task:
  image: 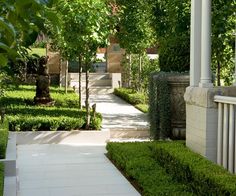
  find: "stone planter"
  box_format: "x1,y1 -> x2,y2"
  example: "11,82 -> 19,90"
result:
167,75 -> 189,139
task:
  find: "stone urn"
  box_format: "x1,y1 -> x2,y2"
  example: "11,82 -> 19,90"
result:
34,56 -> 54,105
167,74 -> 189,139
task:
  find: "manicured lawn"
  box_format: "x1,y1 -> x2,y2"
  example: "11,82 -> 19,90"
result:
114,88 -> 148,113
0,85 -> 102,131
28,48 -> 46,56
107,142 -> 236,195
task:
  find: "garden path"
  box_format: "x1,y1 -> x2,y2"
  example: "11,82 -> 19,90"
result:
17,144 -> 140,196
85,94 -> 150,138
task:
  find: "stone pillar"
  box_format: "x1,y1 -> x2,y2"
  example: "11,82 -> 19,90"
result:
234,34 -> 236,86
199,0 -> 213,88
190,0 -> 202,87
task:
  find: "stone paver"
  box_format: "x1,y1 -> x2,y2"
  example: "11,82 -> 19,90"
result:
86,94 -> 149,131
17,144 -> 140,196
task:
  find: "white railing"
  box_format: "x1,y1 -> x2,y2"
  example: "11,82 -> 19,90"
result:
214,95 -> 236,173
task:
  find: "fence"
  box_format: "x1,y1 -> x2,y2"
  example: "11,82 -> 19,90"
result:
214,95 -> 236,173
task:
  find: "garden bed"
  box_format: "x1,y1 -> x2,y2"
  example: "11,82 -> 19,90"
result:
113,88 -> 148,113
107,142 -> 236,195
0,85 -> 102,131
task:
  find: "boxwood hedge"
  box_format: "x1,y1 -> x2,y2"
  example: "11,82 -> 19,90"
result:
150,142 -> 236,195
107,142 -> 236,195
0,85 -> 102,131
106,142 -> 193,196
0,121 -> 8,159
0,163 -> 3,196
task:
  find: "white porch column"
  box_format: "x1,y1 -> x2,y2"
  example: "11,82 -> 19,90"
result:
234,33 -> 236,86
199,0 -> 213,88
190,0 -> 202,86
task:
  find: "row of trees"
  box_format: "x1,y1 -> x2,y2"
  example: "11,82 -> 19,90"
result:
48,0 -> 112,128
113,0 -> 235,87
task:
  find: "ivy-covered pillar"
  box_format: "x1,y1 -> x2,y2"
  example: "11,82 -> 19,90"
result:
190,0 -> 202,87
199,0 -> 213,88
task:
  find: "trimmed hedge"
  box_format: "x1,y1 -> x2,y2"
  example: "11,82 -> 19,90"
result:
150,142 -> 236,195
114,88 -> 148,113
0,121 -> 8,159
0,85 -> 102,131
106,142 -> 192,196
0,163 -> 3,196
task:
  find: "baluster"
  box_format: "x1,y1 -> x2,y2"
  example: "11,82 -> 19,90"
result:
217,103 -> 223,165
223,104 -> 229,169
228,104 -> 235,173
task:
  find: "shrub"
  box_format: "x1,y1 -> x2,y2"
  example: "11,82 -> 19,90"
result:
114,88 -> 148,113
148,72 -> 171,139
0,85 -> 102,131
151,142 -> 236,195
106,142 -> 192,196
0,163 -> 3,196
159,36 -> 190,72
0,121 -> 9,159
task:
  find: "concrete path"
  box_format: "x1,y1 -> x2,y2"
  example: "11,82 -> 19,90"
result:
17,144 -> 140,196
87,94 -> 150,138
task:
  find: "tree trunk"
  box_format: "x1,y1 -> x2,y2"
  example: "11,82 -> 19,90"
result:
128,54 -> 132,88
138,54 -> 142,91
217,60 -> 221,86
65,60 -> 68,94
85,64 -> 90,129
78,55 -> 82,109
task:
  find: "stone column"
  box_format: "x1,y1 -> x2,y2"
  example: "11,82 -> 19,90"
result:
234,34 -> 236,86
190,0 -> 202,87
199,0 -> 213,88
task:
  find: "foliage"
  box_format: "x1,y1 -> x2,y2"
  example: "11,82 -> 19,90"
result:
0,163 -> 3,196
28,48 -> 47,57
106,142 -> 192,195
31,41 -> 47,48
0,0 -> 58,66
151,142 -> 236,195
0,85 -> 102,131
211,0 -> 235,86
121,54 -> 159,91
114,88 -> 148,113
0,121 -> 9,159
151,0 -> 191,72
135,104 -> 148,114
159,36 -> 190,72
148,72 -> 171,139
114,0 -> 155,55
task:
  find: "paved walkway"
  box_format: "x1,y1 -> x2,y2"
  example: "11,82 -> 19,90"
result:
16,94 -> 148,196
88,94 -> 149,131
17,144 -> 140,196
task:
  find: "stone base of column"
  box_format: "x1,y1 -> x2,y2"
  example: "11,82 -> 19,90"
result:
184,86 -> 236,163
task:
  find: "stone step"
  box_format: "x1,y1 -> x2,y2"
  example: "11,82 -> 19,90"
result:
68,73 -> 110,81
82,86 -> 114,95
70,79 -> 112,88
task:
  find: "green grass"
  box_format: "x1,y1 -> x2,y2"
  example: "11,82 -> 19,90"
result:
0,121 -> 8,159
114,88 -> 148,113
0,163 -> 3,196
0,85 -> 102,131
107,142 -> 236,195
28,48 -> 46,56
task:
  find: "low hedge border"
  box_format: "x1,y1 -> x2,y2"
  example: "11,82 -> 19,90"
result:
113,88 -> 148,113
0,85 -> 102,131
150,142 -> 236,195
106,142 -> 192,196
0,163 -> 3,196
0,121 -> 9,159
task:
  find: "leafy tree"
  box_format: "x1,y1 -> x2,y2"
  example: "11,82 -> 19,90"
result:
151,0 -> 191,72
211,0 -> 235,86
0,0 -> 58,66
50,0 -> 111,128
114,0 -> 155,90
